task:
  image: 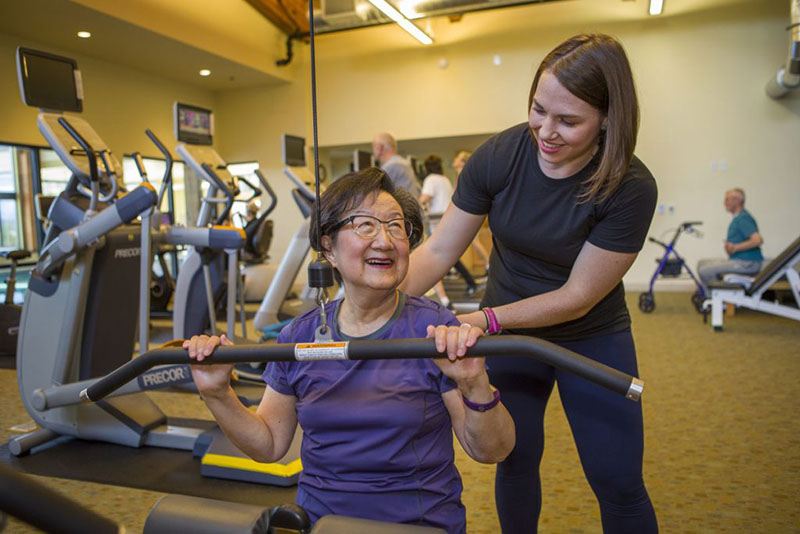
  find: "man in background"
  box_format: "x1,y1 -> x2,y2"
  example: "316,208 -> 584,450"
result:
372,132 -> 420,197
698,188 -> 764,290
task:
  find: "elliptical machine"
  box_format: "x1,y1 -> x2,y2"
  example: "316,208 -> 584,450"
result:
129,127 -> 244,352
236,171 -> 278,265
12,47 -> 161,454
236,171 -> 279,303
9,50 -> 300,486
171,102 -> 250,341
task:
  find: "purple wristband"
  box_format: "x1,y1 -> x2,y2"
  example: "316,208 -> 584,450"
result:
462,389 -> 501,412
483,307 -> 502,335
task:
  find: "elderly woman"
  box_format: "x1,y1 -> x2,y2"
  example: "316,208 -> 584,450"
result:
184,168 -> 515,533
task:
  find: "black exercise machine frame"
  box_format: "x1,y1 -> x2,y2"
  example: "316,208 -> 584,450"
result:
82,335 -> 644,403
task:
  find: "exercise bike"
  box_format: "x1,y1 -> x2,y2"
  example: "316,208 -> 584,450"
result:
639,221 -> 706,313
0,249 -> 31,357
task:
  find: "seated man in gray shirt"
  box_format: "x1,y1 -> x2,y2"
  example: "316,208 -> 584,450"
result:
372,132 -> 421,197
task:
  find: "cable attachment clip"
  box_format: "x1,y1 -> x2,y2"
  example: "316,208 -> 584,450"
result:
313,287 -> 332,342
308,252 -> 335,342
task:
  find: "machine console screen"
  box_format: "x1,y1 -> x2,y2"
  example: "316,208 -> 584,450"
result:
17,47 -> 83,112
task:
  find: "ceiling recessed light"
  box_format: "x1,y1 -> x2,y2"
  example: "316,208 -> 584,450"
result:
649,0 -> 664,15
77,31 -> 91,39
199,69 -> 211,77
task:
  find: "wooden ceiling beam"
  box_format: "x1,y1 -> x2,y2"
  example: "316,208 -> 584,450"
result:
244,0 -> 309,35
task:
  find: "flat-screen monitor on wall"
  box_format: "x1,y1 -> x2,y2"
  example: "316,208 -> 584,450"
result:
16,47 -> 83,112
174,102 -> 214,145
353,149 -> 373,171
282,134 -> 306,167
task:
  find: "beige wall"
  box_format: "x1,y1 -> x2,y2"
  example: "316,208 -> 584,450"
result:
0,32 -> 215,157
215,74 -> 309,271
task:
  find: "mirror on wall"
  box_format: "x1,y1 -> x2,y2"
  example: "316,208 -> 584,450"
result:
319,132 -> 495,184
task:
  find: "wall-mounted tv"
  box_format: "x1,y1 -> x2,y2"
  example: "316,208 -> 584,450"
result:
282,134 -> 306,167
174,102 -> 214,145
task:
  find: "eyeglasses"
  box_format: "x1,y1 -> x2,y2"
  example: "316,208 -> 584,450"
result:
332,215 -> 414,240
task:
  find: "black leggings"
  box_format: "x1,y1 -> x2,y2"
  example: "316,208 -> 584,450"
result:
488,329 -> 658,533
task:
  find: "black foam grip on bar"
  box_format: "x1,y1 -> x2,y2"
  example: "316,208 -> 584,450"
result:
345,336 -> 635,397
84,336 -> 638,402
116,184 -> 158,222
144,495 -> 271,534
0,463 -> 120,533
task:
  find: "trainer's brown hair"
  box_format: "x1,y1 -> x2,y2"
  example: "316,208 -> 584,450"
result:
528,33 -> 639,203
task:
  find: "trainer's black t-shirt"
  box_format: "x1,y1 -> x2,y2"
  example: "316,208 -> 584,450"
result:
453,123 -> 657,342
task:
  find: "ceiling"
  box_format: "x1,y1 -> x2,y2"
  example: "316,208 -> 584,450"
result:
0,0 -> 290,90
0,0 -> 766,92
245,0 -> 568,35
240,0 -> 760,36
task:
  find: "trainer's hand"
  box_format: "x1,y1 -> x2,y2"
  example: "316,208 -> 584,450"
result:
183,334 -> 235,398
426,323 -> 487,386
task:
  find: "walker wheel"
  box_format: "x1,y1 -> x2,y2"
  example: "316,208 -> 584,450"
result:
638,292 -> 655,313
691,291 -> 705,314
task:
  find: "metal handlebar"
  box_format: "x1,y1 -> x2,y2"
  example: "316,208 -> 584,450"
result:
144,129 -> 173,210
81,336 -> 644,403
236,175 -> 262,202
201,163 -> 236,225
57,117 -> 104,211
57,117 -> 98,183
254,169 -> 278,219
96,151 -> 119,204
132,152 -> 148,183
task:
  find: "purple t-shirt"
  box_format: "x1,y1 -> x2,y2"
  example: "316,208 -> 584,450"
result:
265,293 -> 466,533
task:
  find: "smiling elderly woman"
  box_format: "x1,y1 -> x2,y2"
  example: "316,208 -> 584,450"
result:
184,167 -> 515,533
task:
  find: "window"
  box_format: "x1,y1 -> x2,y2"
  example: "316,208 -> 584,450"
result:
0,146 -> 26,252
39,148 -> 72,197
121,156 -> 187,226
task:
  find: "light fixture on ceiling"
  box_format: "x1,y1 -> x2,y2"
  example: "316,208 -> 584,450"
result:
199,69 -> 211,77
649,0 -> 664,16
77,31 -> 91,38
366,0 -> 433,45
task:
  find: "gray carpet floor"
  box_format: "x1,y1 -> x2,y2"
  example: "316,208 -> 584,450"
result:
1,292 -> 798,533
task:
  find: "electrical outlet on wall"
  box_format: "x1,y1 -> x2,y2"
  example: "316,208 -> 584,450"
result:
656,203 -> 675,215
710,160 -> 728,172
